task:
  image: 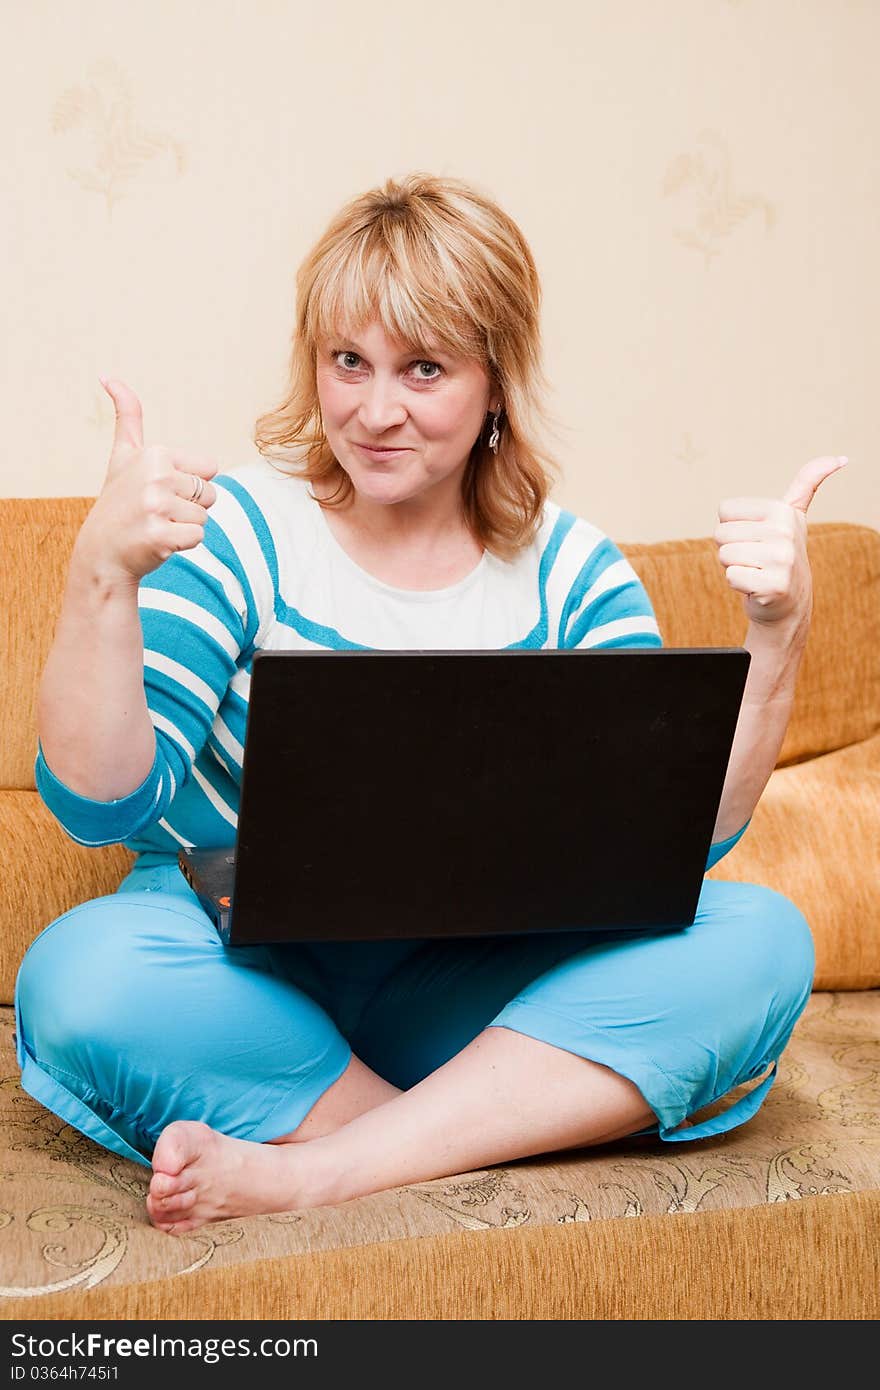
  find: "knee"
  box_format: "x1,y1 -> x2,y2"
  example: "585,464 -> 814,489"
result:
721,882 -> 816,1007
16,900 -> 139,1063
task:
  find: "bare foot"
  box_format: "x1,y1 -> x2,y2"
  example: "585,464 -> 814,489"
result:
146,1119 -> 321,1234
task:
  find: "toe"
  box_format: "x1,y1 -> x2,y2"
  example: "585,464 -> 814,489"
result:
164,1217 -> 200,1235
146,1191 -> 169,1221
146,1201 -> 177,1233
147,1184 -> 195,1218
150,1169 -> 195,1199
151,1119 -> 209,1179
161,1188 -> 197,1215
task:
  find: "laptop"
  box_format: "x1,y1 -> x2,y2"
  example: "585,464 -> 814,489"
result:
177,647 -> 750,946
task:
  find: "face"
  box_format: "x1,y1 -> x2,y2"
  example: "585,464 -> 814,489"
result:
315,318 -> 500,510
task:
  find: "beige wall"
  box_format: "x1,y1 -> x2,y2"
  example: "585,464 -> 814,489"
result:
5,0 -> 876,542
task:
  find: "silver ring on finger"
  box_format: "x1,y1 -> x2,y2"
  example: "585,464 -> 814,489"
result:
188,474 -> 205,504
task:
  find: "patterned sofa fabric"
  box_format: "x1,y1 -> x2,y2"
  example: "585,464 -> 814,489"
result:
2,991 -> 878,1319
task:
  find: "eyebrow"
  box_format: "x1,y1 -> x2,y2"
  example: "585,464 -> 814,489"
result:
335,337 -> 447,360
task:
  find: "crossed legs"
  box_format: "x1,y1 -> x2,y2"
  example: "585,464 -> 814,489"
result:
15,880 -> 812,1237
146,1025 -> 654,1233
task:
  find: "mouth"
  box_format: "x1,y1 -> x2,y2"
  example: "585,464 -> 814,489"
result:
354,443 -> 412,458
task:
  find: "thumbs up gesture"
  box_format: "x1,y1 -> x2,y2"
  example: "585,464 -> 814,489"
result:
713,455 -> 849,628
73,378 -> 220,588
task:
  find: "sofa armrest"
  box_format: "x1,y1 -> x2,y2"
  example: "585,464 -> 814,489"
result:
706,732 -> 880,990
0,789 -> 134,1005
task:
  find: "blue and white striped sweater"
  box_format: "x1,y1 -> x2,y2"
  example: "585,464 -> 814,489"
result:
35,458 -> 748,870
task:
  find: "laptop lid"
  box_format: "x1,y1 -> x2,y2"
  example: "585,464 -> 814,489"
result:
178,647 -> 750,945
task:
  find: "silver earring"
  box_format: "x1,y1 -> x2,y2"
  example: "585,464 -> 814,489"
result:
488,408 -> 502,453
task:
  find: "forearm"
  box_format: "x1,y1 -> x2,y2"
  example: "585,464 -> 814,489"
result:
711,613 -> 809,843
37,545 -> 157,800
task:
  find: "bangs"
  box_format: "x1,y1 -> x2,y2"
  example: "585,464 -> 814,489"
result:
305,220 -> 485,364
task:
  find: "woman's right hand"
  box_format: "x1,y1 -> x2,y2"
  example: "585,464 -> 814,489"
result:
73,378 -> 220,587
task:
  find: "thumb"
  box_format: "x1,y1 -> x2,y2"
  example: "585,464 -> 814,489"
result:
781,454 -> 848,513
100,376 -> 144,454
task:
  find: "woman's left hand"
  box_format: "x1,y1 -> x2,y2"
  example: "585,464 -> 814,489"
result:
713,454 -> 848,629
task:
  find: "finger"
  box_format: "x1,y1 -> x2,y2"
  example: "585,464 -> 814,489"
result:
781,455 -> 848,512
158,522 -> 205,553
717,497 -> 783,523
100,377 -> 145,453
170,467 -> 218,511
724,565 -> 774,596
717,542 -> 769,569
170,497 -> 214,528
714,518 -> 776,543
169,451 -> 219,481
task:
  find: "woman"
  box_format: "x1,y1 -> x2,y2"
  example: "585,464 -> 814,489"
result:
16,173 -> 836,1236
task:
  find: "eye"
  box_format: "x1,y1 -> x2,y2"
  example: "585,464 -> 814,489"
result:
412,360 -> 442,380
330,350 -> 443,381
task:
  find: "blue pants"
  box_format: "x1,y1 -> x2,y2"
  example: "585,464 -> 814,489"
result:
13,859 -> 815,1170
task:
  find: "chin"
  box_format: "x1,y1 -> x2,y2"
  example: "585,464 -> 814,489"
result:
352,466 -> 419,497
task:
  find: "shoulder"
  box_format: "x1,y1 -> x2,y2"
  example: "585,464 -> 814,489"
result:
541,498 -> 608,544
532,497 -> 628,576
213,457 -> 313,521
207,458 -> 316,555
530,499 -> 660,645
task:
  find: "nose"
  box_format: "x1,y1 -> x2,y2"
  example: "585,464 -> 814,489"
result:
356,374 -> 409,434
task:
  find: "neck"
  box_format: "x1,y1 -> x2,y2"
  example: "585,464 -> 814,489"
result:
315,472 -> 471,550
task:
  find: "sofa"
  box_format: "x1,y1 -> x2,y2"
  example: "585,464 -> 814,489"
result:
1,496 -> 878,1321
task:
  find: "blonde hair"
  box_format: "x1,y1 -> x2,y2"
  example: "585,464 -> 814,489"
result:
253,172 -> 563,561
